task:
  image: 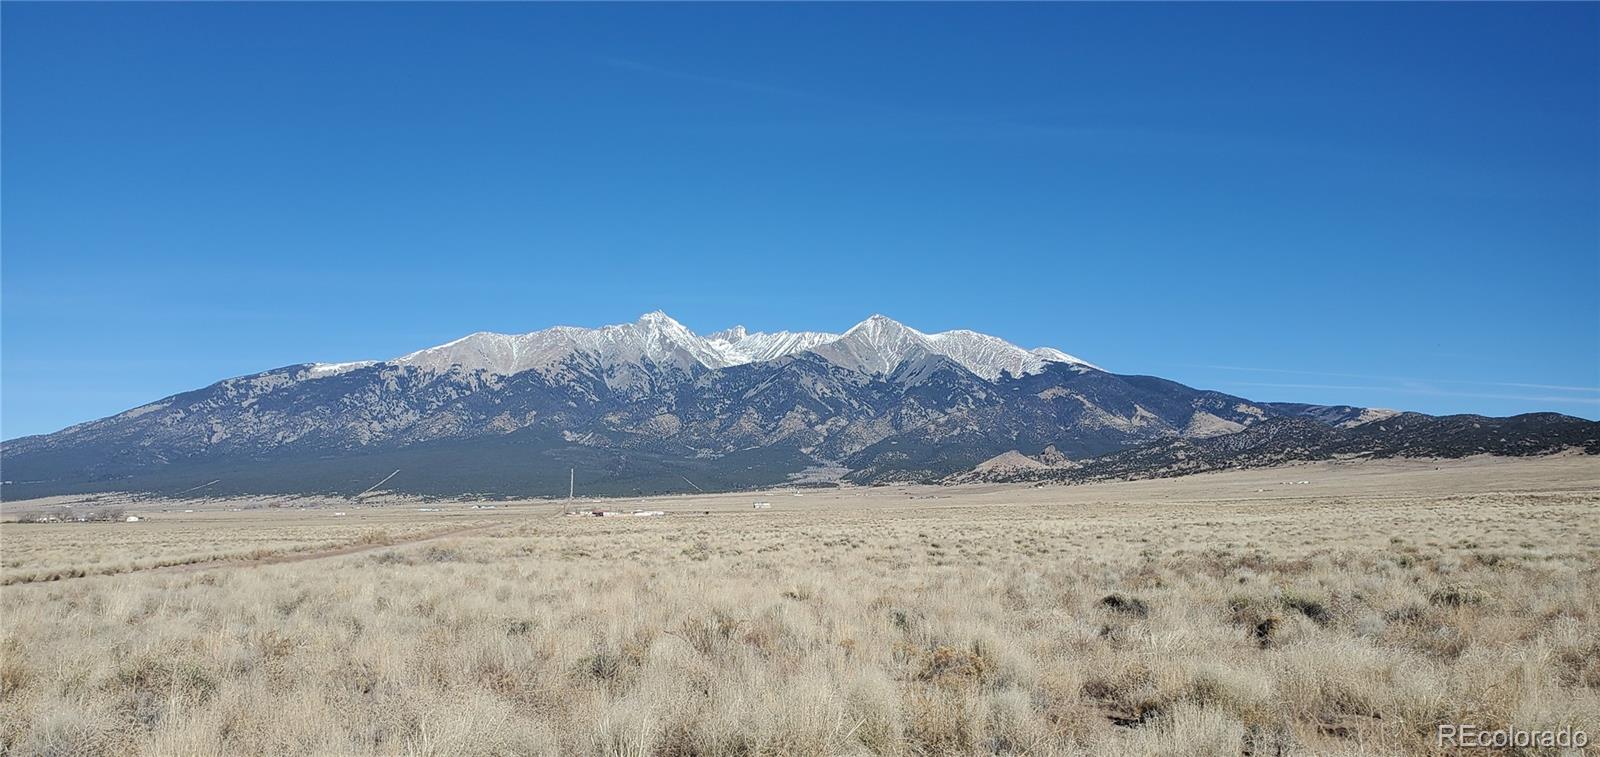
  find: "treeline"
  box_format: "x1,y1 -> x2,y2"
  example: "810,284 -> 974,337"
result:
14,507 -> 126,523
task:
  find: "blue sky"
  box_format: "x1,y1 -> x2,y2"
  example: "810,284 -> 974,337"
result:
3,3 -> 1597,439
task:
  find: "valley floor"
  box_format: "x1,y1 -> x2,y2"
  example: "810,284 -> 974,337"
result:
1,455 -> 1597,755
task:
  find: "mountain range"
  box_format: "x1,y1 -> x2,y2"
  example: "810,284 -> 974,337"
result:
3,312 -> 1594,499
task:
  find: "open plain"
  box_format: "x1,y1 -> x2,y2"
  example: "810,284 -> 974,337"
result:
1,455 -> 1597,756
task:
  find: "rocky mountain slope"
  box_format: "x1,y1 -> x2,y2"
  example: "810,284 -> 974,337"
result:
951,412 -> 1600,485
3,312 -> 1593,499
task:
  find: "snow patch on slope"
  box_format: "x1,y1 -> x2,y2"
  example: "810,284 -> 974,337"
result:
307,361 -> 378,378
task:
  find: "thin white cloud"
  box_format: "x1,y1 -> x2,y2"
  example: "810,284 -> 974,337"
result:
593,55 -> 824,102
1193,364 -> 1599,394
1227,381 -> 1600,406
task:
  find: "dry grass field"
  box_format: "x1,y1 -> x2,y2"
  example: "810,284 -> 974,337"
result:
0,510 -> 493,586
1,456 -> 1596,756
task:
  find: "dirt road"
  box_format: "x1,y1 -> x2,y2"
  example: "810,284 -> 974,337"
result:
8,522 -> 501,585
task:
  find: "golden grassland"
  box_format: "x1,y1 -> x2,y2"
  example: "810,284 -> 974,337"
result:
0,456 -> 1596,756
0,510 -> 493,585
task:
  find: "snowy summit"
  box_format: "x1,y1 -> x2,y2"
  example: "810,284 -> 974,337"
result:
343,311 -> 1097,381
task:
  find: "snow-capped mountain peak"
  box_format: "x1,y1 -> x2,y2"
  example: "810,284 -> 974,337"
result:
393,331 -> 542,375
846,313 -> 919,338
610,310 -> 727,369
707,326 -> 840,365
921,330 -> 1097,380
813,315 -> 933,375
707,325 -> 748,343
391,312 -> 719,378
1030,347 -> 1099,372
384,311 -> 1096,383
812,316 -> 1095,380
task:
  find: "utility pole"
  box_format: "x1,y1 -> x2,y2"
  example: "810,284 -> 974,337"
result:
569,468 -> 574,501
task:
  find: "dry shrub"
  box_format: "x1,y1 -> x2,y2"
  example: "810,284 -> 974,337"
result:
356,529 -> 392,546
1429,583 -> 1488,607
1100,593 -> 1149,618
